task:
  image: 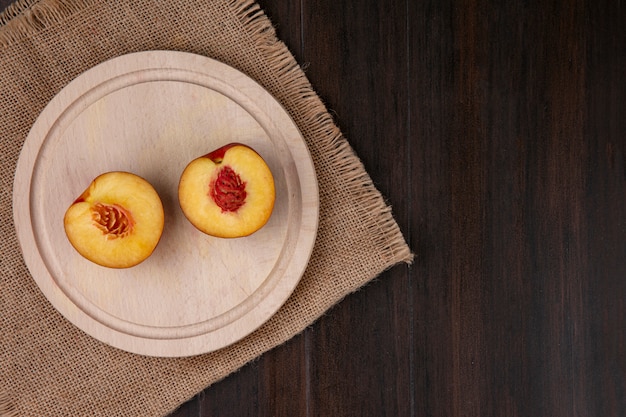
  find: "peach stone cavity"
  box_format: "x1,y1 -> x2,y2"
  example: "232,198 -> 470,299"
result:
178,143 -> 276,238
92,202 -> 135,239
63,171 -> 164,268
211,165 -> 247,212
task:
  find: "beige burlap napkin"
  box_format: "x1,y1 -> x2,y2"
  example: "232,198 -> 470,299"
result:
0,0 -> 413,415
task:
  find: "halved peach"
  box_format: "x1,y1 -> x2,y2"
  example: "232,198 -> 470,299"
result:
178,143 -> 275,238
63,171 -> 165,268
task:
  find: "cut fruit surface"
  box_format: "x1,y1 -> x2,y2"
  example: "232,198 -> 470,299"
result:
178,143 -> 276,238
63,171 -> 165,268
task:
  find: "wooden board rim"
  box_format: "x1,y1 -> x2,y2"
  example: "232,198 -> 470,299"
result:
12,51 -> 319,357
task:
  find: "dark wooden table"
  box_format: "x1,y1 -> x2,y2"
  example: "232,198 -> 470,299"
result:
2,0 -> 624,416
178,1 -> 626,415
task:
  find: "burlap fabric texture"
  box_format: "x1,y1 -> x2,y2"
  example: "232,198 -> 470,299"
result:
0,0 -> 413,415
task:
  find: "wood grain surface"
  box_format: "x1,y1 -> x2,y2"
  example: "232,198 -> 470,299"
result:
2,0 -> 624,416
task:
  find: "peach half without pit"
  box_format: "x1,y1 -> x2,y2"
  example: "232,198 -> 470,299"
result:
178,143 -> 276,238
63,171 -> 165,268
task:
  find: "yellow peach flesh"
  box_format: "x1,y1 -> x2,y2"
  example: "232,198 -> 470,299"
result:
63,172 -> 164,268
178,145 -> 275,238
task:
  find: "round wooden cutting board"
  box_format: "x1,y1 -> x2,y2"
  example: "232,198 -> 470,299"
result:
12,51 -> 319,357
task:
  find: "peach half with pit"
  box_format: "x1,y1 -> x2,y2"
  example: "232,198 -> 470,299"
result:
63,171 -> 165,268
178,143 -> 276,238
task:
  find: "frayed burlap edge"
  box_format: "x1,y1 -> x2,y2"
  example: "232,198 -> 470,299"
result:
0,0 -> 98,45
229,0 -> 414,264
0,0 -> 35,24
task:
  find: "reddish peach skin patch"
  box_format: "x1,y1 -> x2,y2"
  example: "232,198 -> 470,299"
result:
63,171 -> 165,268
178,143 -> 276,238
